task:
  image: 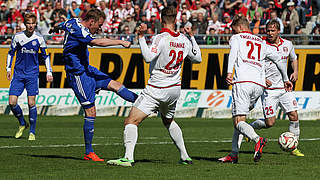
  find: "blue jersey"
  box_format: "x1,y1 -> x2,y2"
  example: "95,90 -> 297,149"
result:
6,31 -> 51,77
59,18 -> 95,74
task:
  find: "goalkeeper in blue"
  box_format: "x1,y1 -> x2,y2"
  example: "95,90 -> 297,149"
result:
6,13 -> 53,141
50,9 -> 138,161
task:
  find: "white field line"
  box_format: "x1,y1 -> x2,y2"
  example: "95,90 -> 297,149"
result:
0,138 -> 320,149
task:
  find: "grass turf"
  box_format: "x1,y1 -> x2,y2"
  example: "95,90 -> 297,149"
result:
0,115 -> 319,179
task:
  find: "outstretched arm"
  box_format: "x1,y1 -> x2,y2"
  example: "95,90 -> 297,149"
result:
226,36 -> 238,85
89,38 -> 131,48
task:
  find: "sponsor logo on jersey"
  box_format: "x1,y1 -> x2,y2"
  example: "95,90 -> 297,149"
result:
32,41 -> 37,46
183,92 -> 201,107
207,91 -> 225,107
21,47 -> 37,54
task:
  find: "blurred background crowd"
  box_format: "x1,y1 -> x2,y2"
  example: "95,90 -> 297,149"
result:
0,0 -> 320,45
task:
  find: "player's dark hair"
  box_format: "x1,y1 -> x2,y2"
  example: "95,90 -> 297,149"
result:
24,13 -> 37,24
231,14 -> 249,28
266,19 -> 280,30
83,9 -> 106,22
161,6 -> 177,24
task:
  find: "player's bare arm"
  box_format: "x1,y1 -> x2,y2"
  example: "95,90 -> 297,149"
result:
226,73 -> 233,85
266,78 -> 272,87
89,38 -> 131,48
290,59 -> 298,82
6,71 -> 11,81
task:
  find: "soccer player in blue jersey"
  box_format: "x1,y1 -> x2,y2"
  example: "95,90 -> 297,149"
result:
6,13 -> 53,141
50,9 -> 138,161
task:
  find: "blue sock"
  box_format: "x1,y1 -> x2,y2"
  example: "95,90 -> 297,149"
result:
10,104 -> 26,126
84,117 -> 95,154
117,86 -> 138,103
29,106 -> 37,134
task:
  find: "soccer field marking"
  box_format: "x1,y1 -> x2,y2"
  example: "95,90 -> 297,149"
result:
1,138 -> 320,149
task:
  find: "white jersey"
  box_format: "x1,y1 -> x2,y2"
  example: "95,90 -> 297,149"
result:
227,32 -> 278,87
138,28 -> 202,88
264,38 -> 297,89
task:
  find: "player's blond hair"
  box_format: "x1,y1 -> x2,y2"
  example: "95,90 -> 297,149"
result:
266,19 -> 280,31
83,9 -> 106,22
24,13 -> 37,24
231,14 -> 249,28
161,6 -> 177,24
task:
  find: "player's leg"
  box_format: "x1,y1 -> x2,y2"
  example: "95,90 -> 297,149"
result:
107,80 -> 138,103
107,87 -> 156,166
27,96 -> 36,140
25,75 -> 40,140
107,107 -> 148,167
68,72 -> 103,161
92,66 -> 138,102
161,115 -> 192,164
9,76 -> 28,138
280,92 -> 303,156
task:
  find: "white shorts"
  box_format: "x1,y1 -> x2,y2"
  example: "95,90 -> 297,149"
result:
261,89 -> 298,118
232,82 -> 264,116
133,85 -> 181,119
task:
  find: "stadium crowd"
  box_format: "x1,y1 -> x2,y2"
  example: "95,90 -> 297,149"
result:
0,0 -> 319,45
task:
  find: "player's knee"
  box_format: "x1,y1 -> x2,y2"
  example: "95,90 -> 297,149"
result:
9,101 -> 17,107
28,102 -> 36,107
288,111 -> 298,121
265,119 -> 275,128
124,117 -> 140,126
84,106 -> 96,117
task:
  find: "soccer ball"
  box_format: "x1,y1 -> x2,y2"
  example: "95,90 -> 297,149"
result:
278,132 -> 298,152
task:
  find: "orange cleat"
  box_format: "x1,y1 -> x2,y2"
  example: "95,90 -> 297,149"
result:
83,152 -> 104,161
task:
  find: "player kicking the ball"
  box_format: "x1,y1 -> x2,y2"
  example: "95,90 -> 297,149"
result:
238,20 -> 304,157
50,9 -> 137,161
218,15 -> 292,163
107,6 -> 202,167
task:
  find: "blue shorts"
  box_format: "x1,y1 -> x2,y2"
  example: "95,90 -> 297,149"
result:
9,75 -> 39,96
67,66 -> 112,109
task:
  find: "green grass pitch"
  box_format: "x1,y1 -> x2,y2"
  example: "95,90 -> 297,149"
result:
0,115 -> 319,179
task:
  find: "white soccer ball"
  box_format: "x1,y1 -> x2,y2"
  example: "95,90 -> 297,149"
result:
278,132 -> 298,152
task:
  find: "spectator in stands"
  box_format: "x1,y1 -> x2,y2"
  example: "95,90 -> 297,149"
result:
224,0 -> 242,17
296,0 -> 311,27
211,13 -> 221,29
98,1 -> 109,17
192,0 -> 206,17
206,0 -> 221,21
177,3 -> 191,22
250,11 -> 266,34
8,7 -> 23,24
246,0 -> 263,22
294,25 -> 308,45
145,0 -> 163,21
150,12 -> 161,33
15,25 -> 22,33
177,12 -> 190,30
137,13 -> 151,28
266,10 -> 283,33
0,19 -> 8,35
111,13 -> 122,34
1,26 -> 13,44
50,1 -> 67,23
263,0 -> 275,20
206,25 -> 218,45
281,2 -> 300,34
44,2 -> 54,20
79,2 -> 91,20
0,3 -> 9,22
25,2 -> 40,22
310,23 -> 320,45
190,12 -> 198,27
67,1 -> 80,19
220,26 -> 231,44
195,12 -> 207,34
122,1 -> 134,19
120,25 -> 134,43
120,14 -> 136,33
221,12 -> 232,30
133,4 -> 142,22
38,13 -> 50,38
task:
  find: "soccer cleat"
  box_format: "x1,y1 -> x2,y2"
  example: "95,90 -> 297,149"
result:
179,157 -> 193,165
28,133 -> 36,141
291,148 -> 304,157
15,123 -> 29,139
253,137 -> 268,162
106,158 -> 134,167
83,152 -> 104,161
218,154 -> 238,163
